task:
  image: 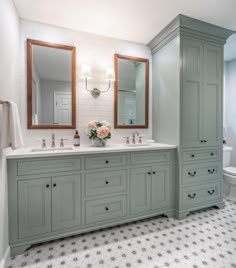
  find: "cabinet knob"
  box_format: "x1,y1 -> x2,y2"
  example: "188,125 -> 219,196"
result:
105,181 -> 109,185
152,171 -> 156,175
210,153 -> 214,156
188,193 -> 196,199
200,140 -> 204,143
204,140 -> 207,143
53,183 -> 57,187
46,184 -> 50,188
148,172 -> 152,175
105,160 -> 109,164
105,207 -> 109,211
191,154 -> 195,158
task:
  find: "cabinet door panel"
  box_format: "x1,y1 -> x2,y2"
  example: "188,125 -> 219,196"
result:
130,167 -> 151,214
18,178 -> 51,238
52,175 -> 81,231
203,44 -> 222,146
182,39 -> 203,148
152,165 -> 171,210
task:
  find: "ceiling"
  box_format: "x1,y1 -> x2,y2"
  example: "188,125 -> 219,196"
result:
14,0 -> 236,60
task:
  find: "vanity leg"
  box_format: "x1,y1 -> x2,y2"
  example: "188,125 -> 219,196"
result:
10,244 -> 31,257
215,201 -> 225,210
176,211 -> 189,220
163,210 -> 175,218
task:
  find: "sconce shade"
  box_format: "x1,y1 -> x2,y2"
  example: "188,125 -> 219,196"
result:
81,64 -> 91,79
106,67 -> 115,81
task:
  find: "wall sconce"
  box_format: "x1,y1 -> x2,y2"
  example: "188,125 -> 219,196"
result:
81,64 -> 115,98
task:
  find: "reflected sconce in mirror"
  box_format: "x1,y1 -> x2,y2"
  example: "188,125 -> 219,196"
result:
81,64 -> 115,98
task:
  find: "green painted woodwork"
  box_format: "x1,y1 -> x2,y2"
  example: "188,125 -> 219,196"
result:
18,177 -> 51,238
17,157 -> 81,176
182,162 -> 221,185
85,153 -> 127,170
149,15 -> 234,219
130,165 -> 171,215
181,180 -> 221,208
8,149 -> 175,257
52,175 -> 81,231
85,195 -> 127,224
85,170 -> 127,197
182,149 -> 221,162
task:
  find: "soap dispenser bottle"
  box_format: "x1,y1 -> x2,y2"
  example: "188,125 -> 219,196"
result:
74,130 -> 80,147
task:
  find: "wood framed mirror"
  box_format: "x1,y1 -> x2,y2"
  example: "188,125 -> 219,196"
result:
114,54 -> 149,128
27,39 -> 76,129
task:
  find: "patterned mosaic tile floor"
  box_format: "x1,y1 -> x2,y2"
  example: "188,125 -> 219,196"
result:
7,199 -> 236,268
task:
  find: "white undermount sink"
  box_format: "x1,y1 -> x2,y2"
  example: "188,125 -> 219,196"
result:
31,146 -> 74,152
124,143 -> 149,147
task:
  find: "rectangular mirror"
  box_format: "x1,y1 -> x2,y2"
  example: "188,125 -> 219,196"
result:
27,39 -> 76,129
114,54 -> 149,128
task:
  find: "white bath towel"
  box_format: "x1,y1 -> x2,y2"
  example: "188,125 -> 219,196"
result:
0,101 -> 24,149
32,113 -> 39,125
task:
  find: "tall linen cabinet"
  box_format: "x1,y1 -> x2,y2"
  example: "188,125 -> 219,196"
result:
148,15 -> 234,219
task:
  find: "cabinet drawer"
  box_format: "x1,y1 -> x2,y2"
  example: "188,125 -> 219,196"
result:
181,181 -> 221,208
182,162 -> 222,185
130,151 -> 171,165
18,157 -> 81,176
85,195 -> 127,224
85,154 -> 127,170
182,149 -> 221,162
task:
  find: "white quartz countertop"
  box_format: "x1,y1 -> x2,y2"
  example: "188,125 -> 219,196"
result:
6,143 -> 177,159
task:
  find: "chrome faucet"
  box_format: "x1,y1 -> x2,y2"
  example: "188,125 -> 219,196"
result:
132,131 -> 139,144
51,133 -> 56,148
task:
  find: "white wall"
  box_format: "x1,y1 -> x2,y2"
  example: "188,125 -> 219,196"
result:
0,0 -> 20,265
224,59 -> 236,165
19,19 -> 152,147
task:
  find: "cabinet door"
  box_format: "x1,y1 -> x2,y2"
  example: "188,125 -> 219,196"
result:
151,165 -> 171,210
203,44 -> 222,147
18,178 -> 51,238
130,167 -> 151,214
52,174 -> 81,231
182,39 -> 204,148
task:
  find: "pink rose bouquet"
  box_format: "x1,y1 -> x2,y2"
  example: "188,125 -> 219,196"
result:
87,120 -> 111,146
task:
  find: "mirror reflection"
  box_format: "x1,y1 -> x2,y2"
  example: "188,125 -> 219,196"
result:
114,54 -> 149,128
27,39 -> 76,129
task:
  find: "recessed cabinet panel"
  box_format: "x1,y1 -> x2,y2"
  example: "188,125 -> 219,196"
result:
18,178 -> 51,238
152,166 -> 171,210
203,44 -> 222,147
52,175 -> 81,231
182,81 -> 202,147
130,167 -> 151,214
85,170 -> 127,197
130,151 -> 170,165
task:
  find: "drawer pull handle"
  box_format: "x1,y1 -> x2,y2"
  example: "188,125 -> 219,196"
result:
53,183 -> 57,187
188,193 -> 196,199
188,171 -> 196,177
105,181 -> 109,185
46,184 -> 50,188
210,153 -> 214,156
208,169 -> 215,174
148,172 -> 152,175
208,189 -> 215,195
105,160 -> 109,164
105,207 -> 109,211
191,154 -> 195,158
153,171 -> 156,175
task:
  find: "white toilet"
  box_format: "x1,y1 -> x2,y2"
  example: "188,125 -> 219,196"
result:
223,145 -> 236,201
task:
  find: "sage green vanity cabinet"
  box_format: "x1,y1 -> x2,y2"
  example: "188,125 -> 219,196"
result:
18,174 -> 81,238
18,177 -> 52,239
7,148 -> 175,256
182,39 -> 222,148
149,14 -> 234,219
130,165 -> 171,215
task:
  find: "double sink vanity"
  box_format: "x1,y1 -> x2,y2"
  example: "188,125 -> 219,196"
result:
7,143 -> 176,256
